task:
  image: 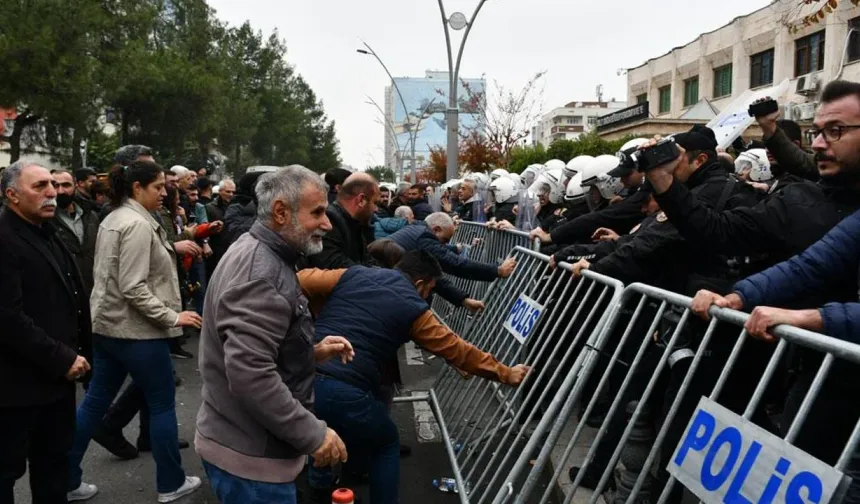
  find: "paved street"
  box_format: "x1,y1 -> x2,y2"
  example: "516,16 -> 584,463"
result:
13,335 -> 452,504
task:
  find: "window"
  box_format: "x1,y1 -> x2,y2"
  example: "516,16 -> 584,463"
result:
572,116 -> 583,125
750,49 -> 775,88
565,118 -> 574,125
795,31 -> 825,76
588,115 -> 598,126
658,86 -> 671,113
849,17 -> 860,63
683,77 -> 699,107
713,64 -> 732,98
636,93 -> 648,104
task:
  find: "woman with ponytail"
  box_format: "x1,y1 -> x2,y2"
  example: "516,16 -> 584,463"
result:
66,161 -> 202,503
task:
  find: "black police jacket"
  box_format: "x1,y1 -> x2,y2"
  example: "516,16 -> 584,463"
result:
305,202 -> 375,270
590,160 -> 759,292
655,176 -> 860,306
548,190 -> 649,246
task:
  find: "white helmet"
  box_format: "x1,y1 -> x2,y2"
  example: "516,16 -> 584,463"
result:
565,173 -> 585,203
490,168 -> 509,181
489,177 -> 518,204
581,155 -> 624,200
619,138 -> 650,152
735,149 -> 773,182
521,164 -> 545,187
441,179 -> 462,192
465,171 -> 490,189
564,155 -> 594,179
545,159 -> 566,172
528,168 -> 565,204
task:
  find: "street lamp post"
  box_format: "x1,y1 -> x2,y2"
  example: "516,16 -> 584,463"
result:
365,95 -> 405,180
436,0 -> 489,182
357,43 -> 418,183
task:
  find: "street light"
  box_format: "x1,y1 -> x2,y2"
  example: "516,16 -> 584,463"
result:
356,43 -> 418,183
437,0 -> 489,182
365,95 -> 405,181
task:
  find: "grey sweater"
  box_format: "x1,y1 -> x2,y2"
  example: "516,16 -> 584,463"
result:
195,221 -> 326,483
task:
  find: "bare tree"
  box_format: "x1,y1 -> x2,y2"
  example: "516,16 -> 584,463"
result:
460,71 -> 546,170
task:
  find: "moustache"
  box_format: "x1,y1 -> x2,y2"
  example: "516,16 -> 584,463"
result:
814,152 -> 838,163
41,198 -> 58,208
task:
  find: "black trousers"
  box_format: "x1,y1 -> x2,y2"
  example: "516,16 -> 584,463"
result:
0,394 -> 76,504
102,383 -> 149,440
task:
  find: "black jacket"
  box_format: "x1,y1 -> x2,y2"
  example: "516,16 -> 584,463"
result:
549,190 -> 650,246
409,199 -> 434,221
493,201 -> 518,225
305,202 -> 375,270
655,176 -> 860,304
223,197 -> 257,247
553,214 -> 661,264
52,204 -> 100,296
591,160 -> 759,292
455,200 -> 478,221
0,210 -> 91,407
205,197 -> 232,273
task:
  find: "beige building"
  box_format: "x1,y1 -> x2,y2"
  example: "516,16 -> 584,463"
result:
601,0 -> 860,140
531,100 -> 627,147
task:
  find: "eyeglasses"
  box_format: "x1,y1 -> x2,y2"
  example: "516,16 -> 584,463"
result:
807,124 -> 860,143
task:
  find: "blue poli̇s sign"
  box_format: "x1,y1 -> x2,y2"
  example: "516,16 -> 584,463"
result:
668,398 -> 849,504
503,294 -> 543,345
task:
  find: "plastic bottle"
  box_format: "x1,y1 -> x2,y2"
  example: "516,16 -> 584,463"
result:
331,488 -> 354,504
432,477 -> 459,494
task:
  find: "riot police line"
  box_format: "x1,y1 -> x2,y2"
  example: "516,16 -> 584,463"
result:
412,244 -> 860,504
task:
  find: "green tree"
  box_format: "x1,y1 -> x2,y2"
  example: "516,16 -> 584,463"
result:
507,143 -> 547,174
365,165 -> 396,183
546,139 -> 577,162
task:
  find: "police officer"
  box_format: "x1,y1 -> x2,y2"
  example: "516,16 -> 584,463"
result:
644,80 -> 860,504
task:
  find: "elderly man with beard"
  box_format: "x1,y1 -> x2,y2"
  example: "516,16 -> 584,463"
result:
195,165 -> 351,504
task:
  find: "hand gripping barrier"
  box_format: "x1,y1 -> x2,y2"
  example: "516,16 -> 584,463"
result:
408,246 -> 625,503
431,221 -> 541,336
490,281 -> 860,504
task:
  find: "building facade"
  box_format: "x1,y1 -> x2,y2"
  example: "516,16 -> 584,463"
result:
383,70 -> 486,177
606,0 -> 860,140
531,100 -> 628,147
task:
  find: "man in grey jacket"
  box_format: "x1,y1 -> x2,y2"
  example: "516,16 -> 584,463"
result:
196,165 -> 352,504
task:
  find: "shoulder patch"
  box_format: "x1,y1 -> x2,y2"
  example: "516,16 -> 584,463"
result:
655,211 -> 668,223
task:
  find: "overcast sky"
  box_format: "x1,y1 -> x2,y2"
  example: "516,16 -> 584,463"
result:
207,0 -> 772,169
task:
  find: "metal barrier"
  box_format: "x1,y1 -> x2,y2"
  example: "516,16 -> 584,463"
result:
431,222 -> 541,336
489,281 -> 860,504
411,246 -> 625,503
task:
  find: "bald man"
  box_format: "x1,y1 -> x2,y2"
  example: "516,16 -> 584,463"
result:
305,173 -> 380,270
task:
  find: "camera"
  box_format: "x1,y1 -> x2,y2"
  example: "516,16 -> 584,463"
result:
748,98 -> 778,118
616,138 -> 681,172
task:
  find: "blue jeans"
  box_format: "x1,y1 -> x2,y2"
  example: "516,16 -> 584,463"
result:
202,460 -> 297,504
309,376 -> 400,504
68,335 -> 186,493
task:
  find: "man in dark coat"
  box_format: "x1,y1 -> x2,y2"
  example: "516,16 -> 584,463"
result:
223,171 -> 266,247
0,160 -> 94,502
305,173 -> 380,269
454,180 -> 481,221
406,184 -> 434,221
51,169 -> 100,295
205,178 -> 235,278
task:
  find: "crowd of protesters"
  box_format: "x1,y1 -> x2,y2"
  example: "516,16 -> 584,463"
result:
3,79 -> 860,504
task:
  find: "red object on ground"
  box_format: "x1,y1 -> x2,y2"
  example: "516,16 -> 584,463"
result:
331,488 -> 354,504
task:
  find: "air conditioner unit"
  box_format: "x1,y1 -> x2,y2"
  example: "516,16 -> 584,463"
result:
786,102 -> 817,122
783,102 -> 797,121
796,74 -> 821,97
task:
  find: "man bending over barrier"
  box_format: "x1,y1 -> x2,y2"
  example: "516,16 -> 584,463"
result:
298,250 -> 530,504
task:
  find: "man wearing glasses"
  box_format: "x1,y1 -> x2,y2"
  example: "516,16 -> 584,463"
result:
632,79 -> 860,504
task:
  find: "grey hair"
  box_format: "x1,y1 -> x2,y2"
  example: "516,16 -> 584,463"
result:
425,212 -> 454,230
114,144 -> 153,165
2,159 -> 45,194
394,206 -> 413,219
256,165 -> 329,224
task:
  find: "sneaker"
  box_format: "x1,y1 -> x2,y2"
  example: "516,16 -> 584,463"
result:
170,347 -> 194,359
157,476 -> 202,503
67,482 -> 99,501
138,437 -> 190,452
92,427 -> 139,460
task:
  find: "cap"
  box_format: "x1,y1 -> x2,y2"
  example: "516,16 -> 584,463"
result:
673,125 -> 718,152
607,154 -> 636,178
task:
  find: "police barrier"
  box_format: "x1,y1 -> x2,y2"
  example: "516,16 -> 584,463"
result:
431,222 -> 541,336
488,281 -> 860,504
414,245 -> 625,504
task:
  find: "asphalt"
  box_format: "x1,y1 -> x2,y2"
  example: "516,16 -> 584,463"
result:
12,335 -> 452,504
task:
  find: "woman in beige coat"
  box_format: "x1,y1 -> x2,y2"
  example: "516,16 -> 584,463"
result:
66,160 -> 203,503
